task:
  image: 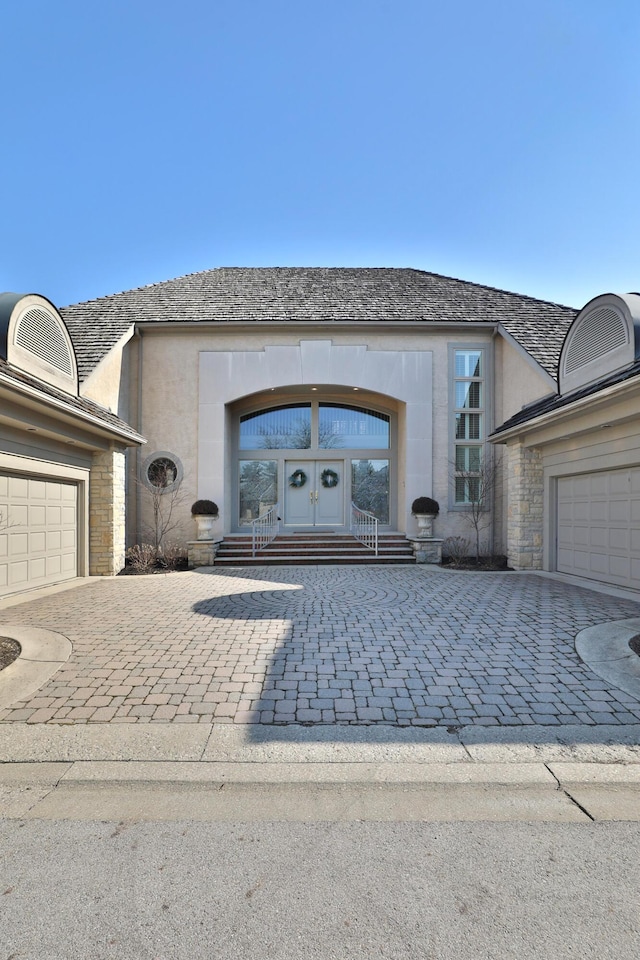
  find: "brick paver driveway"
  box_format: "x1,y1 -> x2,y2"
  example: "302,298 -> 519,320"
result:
2,566 -> 640,726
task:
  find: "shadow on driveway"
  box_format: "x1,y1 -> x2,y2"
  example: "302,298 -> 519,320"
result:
192,566 -> 640,743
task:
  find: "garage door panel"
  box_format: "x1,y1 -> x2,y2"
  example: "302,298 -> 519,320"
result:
29,504 -> 46,525
46,505 -> 62,525
30,531 -> 46,553
609,501 -> 630,522
610,556 -> 630,578
10,532 -> 29,557
589,553 -> 610,574
557,467 -> 640,589
9,560 -> 29,586
30,479 -> 48,499
10,504 -> 28,526
608,527 -> 629,551
1,472 -> 78,597
608,473 -> 630,495
9,477 -> 29,498
31,557 -> 47,579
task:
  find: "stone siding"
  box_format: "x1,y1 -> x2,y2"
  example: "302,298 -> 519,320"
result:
507,442 -> 543,569
90,446 -> 126,575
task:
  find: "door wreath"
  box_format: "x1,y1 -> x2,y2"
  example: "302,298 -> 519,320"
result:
320,468 -> 339,488
288,469 -> 307,488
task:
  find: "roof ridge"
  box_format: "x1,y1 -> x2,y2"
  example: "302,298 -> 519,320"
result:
61,266 -> 578,312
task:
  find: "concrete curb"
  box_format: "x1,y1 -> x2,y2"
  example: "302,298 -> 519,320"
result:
576,617 -> 640,700
0,626 -> 72,711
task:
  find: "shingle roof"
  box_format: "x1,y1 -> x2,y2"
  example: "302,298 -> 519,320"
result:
59,267 -> 577,382
491,358 -> 640,436
0,357 -> 144,443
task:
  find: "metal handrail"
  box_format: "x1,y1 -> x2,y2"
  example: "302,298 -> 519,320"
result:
351,502 -> 378,556
251,503 -> 280,557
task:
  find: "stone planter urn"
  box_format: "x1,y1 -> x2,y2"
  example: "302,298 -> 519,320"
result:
191,499 -> 219,541
411,496 -> 439,540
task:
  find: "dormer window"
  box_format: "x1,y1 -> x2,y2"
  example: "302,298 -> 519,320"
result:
1,293 -> 78,395
559,293 -> 640,396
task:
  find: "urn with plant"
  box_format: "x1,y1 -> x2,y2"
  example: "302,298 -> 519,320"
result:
191,499 -> 219,541
411,496 -> 439,538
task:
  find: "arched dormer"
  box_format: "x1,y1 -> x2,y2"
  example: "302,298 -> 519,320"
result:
0,292 -> 78,395
558,292 -> 640,395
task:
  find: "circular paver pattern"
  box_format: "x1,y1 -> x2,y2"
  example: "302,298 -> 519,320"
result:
1,566 -> 640,727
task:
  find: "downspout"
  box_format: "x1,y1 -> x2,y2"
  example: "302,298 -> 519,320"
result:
135,326 -> 144,545
490,326 -> 499,556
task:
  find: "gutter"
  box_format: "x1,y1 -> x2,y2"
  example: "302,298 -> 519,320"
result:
489,374 -> 640,444
134,319 -> 500,334
0,371 -> 145,446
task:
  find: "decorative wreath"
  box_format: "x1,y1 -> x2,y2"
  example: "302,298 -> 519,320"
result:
288,469 -> 307,488
320,468 -> 339,489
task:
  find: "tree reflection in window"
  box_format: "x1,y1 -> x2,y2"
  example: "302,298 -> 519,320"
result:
240,405 -> 312,450
239,460 -> 278,522
351,459 -> 389,522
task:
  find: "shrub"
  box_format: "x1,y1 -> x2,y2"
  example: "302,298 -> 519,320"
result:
442,536 -> 470,566
411,496 -> 439,515
126,543 -> 157,571
160,541 -> 188,567
191,499 -> 219,516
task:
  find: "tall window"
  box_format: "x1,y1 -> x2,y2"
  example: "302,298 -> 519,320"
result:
453,348 -> 484,503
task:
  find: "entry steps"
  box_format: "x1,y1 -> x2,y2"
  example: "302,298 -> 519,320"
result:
214,533 -> 415,566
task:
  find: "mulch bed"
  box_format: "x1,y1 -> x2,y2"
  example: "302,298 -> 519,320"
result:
0,637 -> 21,671
440,556 -> 511,571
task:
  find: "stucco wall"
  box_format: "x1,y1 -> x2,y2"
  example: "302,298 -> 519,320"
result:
130,325 -> 554,551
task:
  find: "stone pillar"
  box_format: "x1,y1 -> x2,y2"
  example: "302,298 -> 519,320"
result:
507,442 -> 543,570
187,539 -> 221,568
90,446 -> 126,576
408,537 -> 444,564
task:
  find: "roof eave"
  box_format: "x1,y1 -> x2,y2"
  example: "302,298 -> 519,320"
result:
134,319 -> 500,333
0,371 -> 145,446
490,374 -> 640,444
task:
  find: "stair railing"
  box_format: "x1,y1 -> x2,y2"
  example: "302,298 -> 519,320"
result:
251,503 -> 280,557
351,502 -> 378,556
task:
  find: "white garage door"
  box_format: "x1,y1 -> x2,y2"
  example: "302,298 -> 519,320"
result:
557,468 -> 640,589
0,473 -> 78,597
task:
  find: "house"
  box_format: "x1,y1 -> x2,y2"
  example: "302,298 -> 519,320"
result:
4,266 -> 635,597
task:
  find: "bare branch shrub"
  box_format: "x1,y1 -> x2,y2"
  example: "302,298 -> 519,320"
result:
451,449 -> 503,560
138,458 -> 188,553
442,536 -> 470,566
125,543 -> 157,571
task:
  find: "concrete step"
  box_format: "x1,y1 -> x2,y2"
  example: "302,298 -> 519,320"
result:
214,532 -> 415,566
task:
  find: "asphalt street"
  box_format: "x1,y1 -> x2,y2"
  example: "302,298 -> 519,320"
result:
1,818 -> 639,960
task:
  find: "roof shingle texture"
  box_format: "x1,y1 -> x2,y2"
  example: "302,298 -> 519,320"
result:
0,357 -> 143,441
59,267 -> 577,382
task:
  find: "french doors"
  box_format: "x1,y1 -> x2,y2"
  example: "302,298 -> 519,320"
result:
284,460 -> 343,526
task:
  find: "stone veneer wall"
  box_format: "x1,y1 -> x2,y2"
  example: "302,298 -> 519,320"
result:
90,446 -> 126,575
507,442 -> 543,569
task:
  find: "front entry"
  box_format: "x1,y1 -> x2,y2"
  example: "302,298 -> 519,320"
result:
285,460 -> 343,527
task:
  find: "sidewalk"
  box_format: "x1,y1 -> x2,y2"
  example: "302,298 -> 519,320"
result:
2,721 -> 640,822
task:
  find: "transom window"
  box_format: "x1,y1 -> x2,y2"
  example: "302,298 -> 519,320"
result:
240,402 -> 390,451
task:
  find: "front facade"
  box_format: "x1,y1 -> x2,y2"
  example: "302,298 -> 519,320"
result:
9,265 -> 640,597
61,268 -> 566,556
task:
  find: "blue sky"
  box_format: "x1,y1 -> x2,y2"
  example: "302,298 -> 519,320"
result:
1,0 -> 639,308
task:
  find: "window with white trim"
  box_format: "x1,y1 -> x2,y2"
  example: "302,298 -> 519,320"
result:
453,348 -> 484,503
